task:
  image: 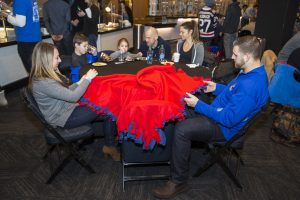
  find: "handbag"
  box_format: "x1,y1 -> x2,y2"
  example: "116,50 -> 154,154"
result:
270,105 -> 300,147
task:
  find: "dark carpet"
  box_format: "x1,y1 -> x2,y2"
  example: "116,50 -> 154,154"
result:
0,89 -> 299,200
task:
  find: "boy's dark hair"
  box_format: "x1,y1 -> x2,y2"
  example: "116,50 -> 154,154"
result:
73,33 -> 88,47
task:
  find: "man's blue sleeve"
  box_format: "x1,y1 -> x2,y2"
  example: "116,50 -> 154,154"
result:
213,83 -> 226,96
195,91 -> 256,128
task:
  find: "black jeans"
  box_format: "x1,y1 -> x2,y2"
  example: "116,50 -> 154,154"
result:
64,106 -> 117,146
170,109 -> 225,184
17,42 -> 39,73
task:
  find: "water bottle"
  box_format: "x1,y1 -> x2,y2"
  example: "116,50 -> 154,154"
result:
147,48 -> 153,64
159,45 -> 165,62
119,51 -> 124,62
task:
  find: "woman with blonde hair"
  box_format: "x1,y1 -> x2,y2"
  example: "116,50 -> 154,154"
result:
77,0 -> 100,48
176,20 -> 204,65
29,42 -> 120,161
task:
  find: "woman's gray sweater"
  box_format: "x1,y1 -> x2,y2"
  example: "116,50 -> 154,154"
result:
176,40 -> 204,65
32,78 -> 90,127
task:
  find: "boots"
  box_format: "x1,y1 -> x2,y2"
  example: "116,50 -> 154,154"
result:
102,145 -> 120,161
152,181 -> 189,199
0,90 -> 8,106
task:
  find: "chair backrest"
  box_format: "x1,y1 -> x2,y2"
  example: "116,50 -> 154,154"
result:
222,107 -> 265,149
20,87 -> 68,144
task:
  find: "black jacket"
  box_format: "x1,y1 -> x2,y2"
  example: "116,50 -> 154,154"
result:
83,5 -> 100,36
223,2 -> 241,34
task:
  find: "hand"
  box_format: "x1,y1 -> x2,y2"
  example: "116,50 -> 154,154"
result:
126,57 -> 133,61
71,19 -> 79,26
203,80 -> 216,93
51,35 -> 63,41
77,10 -> 85,17
137,52 -> 143,57
0,10 -> 8,18
184,92 -> 199,108
85,69 -> 98,80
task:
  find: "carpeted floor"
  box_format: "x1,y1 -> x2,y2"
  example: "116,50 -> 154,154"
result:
0,89 -> 299,200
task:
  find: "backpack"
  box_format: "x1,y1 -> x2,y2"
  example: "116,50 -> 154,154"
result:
270,105 -> 300,147
212,59 -> 239,85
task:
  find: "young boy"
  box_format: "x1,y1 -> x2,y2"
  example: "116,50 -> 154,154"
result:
72,33 -> 98,67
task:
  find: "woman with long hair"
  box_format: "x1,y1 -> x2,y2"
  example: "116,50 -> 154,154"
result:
29,42 -> 120,161
176,20 -> 204,65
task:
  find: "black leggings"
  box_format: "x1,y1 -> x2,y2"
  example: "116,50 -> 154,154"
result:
64,106 -> 117,146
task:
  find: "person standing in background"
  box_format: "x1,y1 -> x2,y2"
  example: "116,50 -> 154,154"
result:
43,0 -> 73,56
277,31 -> 300,63
222,0 -> 241,59
198,0 -> 218,49
70,0 -> 87,36
119,0 -> 133,26
0,0 -> 41,73
77,0 -> 99,48
241,4 -> 258,28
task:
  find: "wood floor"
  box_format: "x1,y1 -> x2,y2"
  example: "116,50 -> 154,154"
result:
0,89 -> 299,200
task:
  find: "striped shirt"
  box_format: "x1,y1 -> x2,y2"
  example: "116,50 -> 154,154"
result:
198,6 -> 218,39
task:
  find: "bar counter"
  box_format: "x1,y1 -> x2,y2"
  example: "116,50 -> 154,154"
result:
0,26 -> 133,88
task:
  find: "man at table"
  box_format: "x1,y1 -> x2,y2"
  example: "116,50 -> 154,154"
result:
138,27 -> 171,60
152,35 -> 269,199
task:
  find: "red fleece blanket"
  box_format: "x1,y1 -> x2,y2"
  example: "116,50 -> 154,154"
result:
79,65 -> 207,149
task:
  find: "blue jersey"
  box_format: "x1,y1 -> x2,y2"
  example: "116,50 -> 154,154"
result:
195,66 -> 269,140
13,0 -> 41,42
198,6 -> 217,40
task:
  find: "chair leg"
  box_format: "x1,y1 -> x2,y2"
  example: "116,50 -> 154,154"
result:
46,154 -> 72,184
216,156 -> 243,189
193,151 -> 218,177
43,145 -> 55,159
123,162 -> 125,192
71,147 -> 96,174
232,149 -> 244,165
74,154 -> 96,174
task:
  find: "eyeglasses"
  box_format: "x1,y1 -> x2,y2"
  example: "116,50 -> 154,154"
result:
256,37 -> 262,45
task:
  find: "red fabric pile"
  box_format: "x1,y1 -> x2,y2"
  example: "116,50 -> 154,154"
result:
79,65 -> 208,149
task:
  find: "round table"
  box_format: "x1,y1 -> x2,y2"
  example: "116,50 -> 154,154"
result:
80,60 -> 212,77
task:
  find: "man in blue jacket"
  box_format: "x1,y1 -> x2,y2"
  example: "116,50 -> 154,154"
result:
152,35 -> 269,199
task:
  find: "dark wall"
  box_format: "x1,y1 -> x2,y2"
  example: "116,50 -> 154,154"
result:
255,0 -> 300,54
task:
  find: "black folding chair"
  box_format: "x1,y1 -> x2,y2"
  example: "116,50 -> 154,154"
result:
193,107 -> 265,189
20,87 -> 96,184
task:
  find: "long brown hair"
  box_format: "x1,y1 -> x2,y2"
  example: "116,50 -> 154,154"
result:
180,20 -> 199,43
29,42 -> 67,88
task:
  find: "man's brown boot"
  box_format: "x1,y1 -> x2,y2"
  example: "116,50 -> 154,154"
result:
152,181 -> 189,199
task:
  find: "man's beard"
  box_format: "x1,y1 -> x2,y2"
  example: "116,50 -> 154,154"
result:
234,59 -> 245,69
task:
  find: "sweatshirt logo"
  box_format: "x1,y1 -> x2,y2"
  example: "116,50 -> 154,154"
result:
229,84 -> 236,91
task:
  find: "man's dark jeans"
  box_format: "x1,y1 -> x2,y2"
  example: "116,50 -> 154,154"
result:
171,110 -> 225,184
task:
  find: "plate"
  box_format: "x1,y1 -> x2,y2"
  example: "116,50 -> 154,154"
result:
92,62 -> 107,67
135,57 -> 147,61
161,61 -> 174,65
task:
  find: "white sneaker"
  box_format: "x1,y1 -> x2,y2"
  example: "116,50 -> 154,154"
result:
0,90 -> 8,106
